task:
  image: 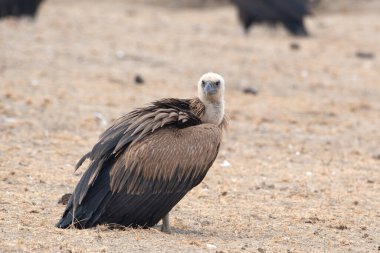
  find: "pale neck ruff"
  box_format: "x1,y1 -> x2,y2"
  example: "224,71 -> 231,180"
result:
201,99 -> 225,125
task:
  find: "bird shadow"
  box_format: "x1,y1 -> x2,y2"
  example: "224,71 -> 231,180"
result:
93,224 -> 212,237
152,225 -> 211,236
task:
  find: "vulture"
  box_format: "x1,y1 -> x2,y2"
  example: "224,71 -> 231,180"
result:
56,72 -> 227,233
231,0 -> 311,36
0,0 -> 44,19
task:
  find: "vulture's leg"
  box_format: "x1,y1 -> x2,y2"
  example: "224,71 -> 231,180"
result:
283,19 -> 308,37
161,213 -> 171,233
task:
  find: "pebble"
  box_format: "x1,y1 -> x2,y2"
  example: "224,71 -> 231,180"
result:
242,86 -> 258,95
115,50 -> 126,59
134,74 -> 145,85
289,42 -> 300,50
372,153 -> 380,160
94,112 -> 108,127
356,51 -> 375,59
206,243 -> 217,251
58,193 -> 72,205
220,160 -> 231,168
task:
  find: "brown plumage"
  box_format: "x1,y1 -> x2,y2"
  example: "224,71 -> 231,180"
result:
56,72 -> 226,233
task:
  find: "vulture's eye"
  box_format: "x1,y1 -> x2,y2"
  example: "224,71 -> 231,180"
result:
215,81 -> 220,86
201,80 -> 206,86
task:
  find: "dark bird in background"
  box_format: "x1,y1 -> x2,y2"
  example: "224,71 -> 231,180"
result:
0,0 -> 44,19
56,72 -> 227,233
231,0 -> 311,36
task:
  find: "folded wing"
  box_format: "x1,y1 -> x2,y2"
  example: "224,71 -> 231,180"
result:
56,98 -> 222,229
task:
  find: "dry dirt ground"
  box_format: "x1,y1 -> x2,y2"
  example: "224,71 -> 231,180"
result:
0,0 -> 379,252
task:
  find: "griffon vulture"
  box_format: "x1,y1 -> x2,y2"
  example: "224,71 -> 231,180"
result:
56,72 -> 227,233
0,0 -> 44,19
231,0 -> 311,36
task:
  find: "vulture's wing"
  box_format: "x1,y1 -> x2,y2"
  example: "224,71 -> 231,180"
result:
109,124 -> 222,194
73,99 -> 201,203
100,124 -> 221,227
57,99 -> 222,229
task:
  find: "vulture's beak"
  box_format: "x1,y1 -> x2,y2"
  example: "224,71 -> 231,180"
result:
204,81 -> 217,95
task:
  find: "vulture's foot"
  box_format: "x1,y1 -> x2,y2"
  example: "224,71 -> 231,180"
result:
161,213 -> 171,234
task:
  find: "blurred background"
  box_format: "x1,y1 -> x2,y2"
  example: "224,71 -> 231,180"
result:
0,0 -> 379,252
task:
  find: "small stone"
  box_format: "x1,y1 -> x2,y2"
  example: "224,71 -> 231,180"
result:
58,193 -> 72,205
305,217 -> 320,224
134,74 -> 145,84
258,248 -> 266,253
115,50 -> 126,59
201,220 -> 210,226
260,182 -> 275,189
335,224 -> 348,230
242,86 -> 258,95
189,241 -> 201,246
94,112 -> 108,127
206,243 -> 217,250
289,42 -> 300,50
356,51 -> 375,59
220,160 -> 231,168
30,79 -> 39,86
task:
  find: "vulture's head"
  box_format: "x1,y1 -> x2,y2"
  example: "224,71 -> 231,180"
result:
198,72 -> 225,104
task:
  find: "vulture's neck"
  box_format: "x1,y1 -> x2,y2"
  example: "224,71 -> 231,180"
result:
199,99 -> 225,126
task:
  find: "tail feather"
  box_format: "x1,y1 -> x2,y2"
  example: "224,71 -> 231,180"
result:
56,167 -> 111,229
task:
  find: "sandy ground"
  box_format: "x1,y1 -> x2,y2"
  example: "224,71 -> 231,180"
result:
0,0 -> 379,252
